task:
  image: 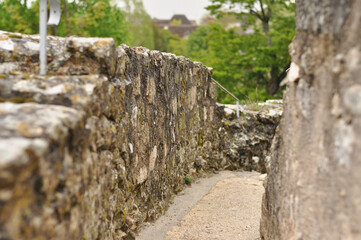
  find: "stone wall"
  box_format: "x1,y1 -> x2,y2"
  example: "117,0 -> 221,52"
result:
0,31 -> 281,240
220,100 -> 282,173
0,31 -> 223,240
261,1 -> 361,239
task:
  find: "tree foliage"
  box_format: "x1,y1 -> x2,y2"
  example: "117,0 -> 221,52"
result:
186,23 -> 270,103
0,0 -> 129,45
0,0 -> 38,34
121,0 -> 154,48
0,0 -> 296,103
206,0 -> 296,95
152,23 -> 180,53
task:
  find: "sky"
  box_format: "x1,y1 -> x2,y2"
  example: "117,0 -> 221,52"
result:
142,0 -> 212,23
27,0 -> 212,23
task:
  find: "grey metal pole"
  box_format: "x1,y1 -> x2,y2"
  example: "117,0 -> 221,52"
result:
237,101 -> 240,118
211,78 -> 244,118
39,0 -> 47,75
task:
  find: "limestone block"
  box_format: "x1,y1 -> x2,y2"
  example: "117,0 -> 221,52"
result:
0,31 -> 117,76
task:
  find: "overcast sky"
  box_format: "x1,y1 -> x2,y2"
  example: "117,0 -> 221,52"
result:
28,0 -> 212,23
142,0 -> 211,23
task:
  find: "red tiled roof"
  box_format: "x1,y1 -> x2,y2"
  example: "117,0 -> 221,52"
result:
152,14 -> 198,38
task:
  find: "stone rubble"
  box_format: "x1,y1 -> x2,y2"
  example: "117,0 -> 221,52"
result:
218,100 -> 282,173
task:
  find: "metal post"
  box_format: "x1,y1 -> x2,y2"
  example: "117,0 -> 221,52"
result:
39,0 -> 61,75
39,0 -> 47,75
211,78 -> 244,118
237,101 -> 240,118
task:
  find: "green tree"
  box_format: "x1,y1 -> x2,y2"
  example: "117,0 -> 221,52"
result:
0,0 -> 129,46
0,0 -> 38,34
57,0 -> 129,45
168,37 -> 187,56
186,5 -> 295,103
170,18 -> 182,25
186,23 -> 267,103
121,0 -> 154,49
152,23 -> 179,52
206,0 -> 296,94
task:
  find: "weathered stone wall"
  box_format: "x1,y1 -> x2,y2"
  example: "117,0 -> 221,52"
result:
0,31 -> 223,240
220,100 -> 282,173
261,1 -> 361,239
0,31 -> 281,240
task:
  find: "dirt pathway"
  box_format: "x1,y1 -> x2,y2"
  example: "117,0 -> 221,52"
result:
137,171 -> 265,240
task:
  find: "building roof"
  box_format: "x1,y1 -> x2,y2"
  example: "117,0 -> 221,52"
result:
170,14 -> 192,25
152,14 -> 198,38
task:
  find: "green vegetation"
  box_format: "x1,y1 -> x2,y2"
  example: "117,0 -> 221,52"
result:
185,175 -> 192,185
170,18 -> 182,25
0,0 -> 295,103
203,0 -> 296,102
0,0 -> 129,45
152,23 -> 180,52
122,0 -> 154,48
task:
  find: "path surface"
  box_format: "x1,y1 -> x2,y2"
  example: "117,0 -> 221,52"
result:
137,171 -> 266,240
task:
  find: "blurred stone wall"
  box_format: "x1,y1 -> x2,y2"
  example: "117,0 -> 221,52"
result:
0,32 -> 223,240
261,0 -> 361,239
220,100 -> 282,173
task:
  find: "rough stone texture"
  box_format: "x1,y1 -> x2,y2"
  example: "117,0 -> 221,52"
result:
219,100 -> 282,173
0,31 -> 280,240
0,31 -> 116,76
0,31 -> 222,240
261,1 -> 361,239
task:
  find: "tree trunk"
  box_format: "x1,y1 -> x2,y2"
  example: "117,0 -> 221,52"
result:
261,20 -> 279,95
266,65 -> 279,94
49,25 -> 58,36
61,0 -> 71,36
266,62 -> 291,95
262,20 -> 272,47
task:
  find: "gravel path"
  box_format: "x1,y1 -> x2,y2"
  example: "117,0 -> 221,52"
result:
137,171 -> 265,240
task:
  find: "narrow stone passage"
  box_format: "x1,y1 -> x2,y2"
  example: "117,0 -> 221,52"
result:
137,171 -> 265,240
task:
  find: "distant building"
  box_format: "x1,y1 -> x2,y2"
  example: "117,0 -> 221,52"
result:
200,14 -> 254,35
152,14 -> 198,38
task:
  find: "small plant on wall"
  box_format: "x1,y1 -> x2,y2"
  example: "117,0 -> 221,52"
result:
185,175 -> 192,185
